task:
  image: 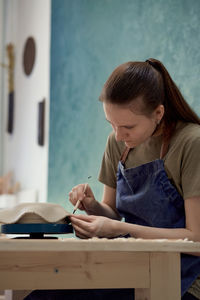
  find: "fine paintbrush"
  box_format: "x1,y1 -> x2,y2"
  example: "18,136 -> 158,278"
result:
72,183 -> 87,214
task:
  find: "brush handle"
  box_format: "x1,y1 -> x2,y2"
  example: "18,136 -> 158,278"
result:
73,200 -> 81,214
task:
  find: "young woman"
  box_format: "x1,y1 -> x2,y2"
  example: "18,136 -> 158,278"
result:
26,59 -> 200,299
69,59 -> 200,299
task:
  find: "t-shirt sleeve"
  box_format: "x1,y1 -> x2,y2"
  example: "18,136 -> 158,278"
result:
181,136 -> 200,199
98,134 -> 119,189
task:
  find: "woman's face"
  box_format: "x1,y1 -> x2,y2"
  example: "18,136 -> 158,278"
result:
103,101 -> 164,148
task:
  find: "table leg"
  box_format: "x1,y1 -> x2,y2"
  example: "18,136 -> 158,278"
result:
150,252 -> 181,300
135,252 -> 180,300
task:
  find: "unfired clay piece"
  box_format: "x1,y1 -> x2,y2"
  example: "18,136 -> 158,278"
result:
0,202 -> 71,224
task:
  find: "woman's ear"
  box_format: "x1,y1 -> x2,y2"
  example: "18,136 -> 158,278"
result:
154,104 -> 164,123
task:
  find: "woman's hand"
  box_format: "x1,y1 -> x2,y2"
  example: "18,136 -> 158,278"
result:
70,214 -> 120,239
69,184 -> 97,214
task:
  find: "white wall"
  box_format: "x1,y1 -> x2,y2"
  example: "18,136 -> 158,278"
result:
0,0 -> 5,175
2,0 -> 51,202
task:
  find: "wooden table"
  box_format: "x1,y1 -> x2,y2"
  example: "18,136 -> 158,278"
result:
0,237 -> 200,300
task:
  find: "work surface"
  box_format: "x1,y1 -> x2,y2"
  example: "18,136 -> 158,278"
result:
0,237 -> 200,300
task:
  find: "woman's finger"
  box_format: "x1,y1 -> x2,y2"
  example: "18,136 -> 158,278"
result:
74,228 -> 89,239
73,224 -> 93,238
74,230 -> 88,239
72,184 -> 86,200
71,214 -> 95,222
71,216 -> 91,229
70,216 -> 97,236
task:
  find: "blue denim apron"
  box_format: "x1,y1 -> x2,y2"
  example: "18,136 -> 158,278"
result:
116,145 -> 200,296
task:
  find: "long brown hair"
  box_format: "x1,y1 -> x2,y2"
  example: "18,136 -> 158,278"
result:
99,58 -> 200,138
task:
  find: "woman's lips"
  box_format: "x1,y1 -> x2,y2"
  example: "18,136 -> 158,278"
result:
125,141 -> 133,145
125,142 -> 136,149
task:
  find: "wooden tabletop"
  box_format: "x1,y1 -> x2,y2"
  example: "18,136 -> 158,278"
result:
0,236 -> 200,253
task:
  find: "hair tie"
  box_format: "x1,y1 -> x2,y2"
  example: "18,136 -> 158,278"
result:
146,59 -> 160,71
146,59 -> 155,67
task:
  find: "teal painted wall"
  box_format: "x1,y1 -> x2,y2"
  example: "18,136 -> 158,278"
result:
49,0 -> 200,211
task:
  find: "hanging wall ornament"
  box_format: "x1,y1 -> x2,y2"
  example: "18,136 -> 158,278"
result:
23,36 -> 36,76
38,98 -> 45,146
7,43 -> 15,134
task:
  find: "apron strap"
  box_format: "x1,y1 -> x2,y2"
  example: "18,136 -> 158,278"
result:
159,124 -> 175,159
120,147 -> 131,164
160,136 -> 171,159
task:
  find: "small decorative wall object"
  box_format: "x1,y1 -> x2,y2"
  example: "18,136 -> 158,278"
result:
0,172 -> 20,195
23,36 -> 36,76
38,98 -> 45,146
0,43 -> 15,134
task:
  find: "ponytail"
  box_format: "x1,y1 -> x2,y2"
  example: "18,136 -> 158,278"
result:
100,58 -> 200,139
146,58 -> 200,137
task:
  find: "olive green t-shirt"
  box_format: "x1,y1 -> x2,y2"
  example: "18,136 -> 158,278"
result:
98,121 -> 200,299
99,121 -> 200,200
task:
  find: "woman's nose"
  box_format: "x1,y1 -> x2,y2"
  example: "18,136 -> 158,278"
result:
115,127 -> 125,141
